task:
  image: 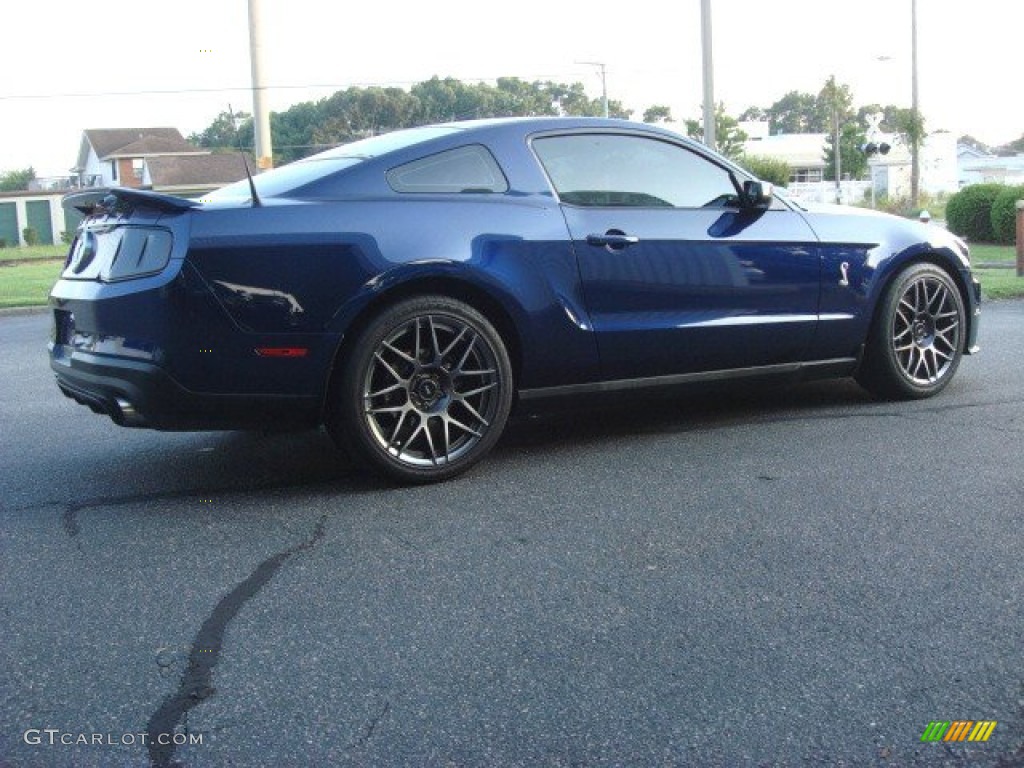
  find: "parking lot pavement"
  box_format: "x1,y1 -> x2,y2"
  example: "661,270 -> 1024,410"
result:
2,305 -> 1022,767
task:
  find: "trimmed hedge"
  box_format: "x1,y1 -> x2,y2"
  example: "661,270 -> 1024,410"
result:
946,183 -> 1004,242
990,185 -> 1024,244
737,154 -> 791,188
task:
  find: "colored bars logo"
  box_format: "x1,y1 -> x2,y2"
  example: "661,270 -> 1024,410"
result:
921,721 -> 997,742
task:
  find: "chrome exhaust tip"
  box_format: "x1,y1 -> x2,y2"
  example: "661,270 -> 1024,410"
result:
115,397 -> 145,427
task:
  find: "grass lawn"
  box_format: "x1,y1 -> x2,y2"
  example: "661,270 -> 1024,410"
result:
0,243 -> 68,263
965,243 -> 1024,299
970,243 -> 1016,264
974,268 -> 1024,301
0,259 -> 63,308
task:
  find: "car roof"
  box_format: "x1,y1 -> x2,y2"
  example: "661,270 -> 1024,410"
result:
314,116 -> 694,160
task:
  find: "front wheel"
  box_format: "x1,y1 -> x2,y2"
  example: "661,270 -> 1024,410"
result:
329,296 -> 514,483
856,262 -> 965,400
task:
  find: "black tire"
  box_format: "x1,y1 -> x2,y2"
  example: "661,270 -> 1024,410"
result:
856,262 -> 965,400
328,295 -> 514,483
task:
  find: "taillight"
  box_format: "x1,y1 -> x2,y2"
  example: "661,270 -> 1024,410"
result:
103,228 -> 173,281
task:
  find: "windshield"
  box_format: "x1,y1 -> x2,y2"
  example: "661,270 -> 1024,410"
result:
204,125 -> 464,202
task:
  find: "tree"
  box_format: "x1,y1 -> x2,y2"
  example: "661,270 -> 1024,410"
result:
685,103 -> 748,160
0,166 -> 35,192
819,77 -> 861,184
823,122 -> 868,182
765,91 -> 823,133
738,106 -> 768,122
188,110 -> 252,151
643,105 -> 673,123
957,134 -> 990,154
890,107 -> 926,165
996,134 -> 1024,155
191,77 -> 633,167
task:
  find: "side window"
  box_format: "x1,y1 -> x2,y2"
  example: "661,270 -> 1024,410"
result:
387,145 -> 508,194
533,134 -> 739,209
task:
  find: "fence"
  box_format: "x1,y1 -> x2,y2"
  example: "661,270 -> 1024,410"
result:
785,180 -> 872,206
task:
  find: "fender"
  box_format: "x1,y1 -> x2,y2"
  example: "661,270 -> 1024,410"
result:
327,256 -> 600,390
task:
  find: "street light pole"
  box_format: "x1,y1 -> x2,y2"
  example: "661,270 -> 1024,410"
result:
577,61 -> 608,118
701,0 -> 716,151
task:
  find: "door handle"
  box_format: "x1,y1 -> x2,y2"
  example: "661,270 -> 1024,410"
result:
586,232 -> 640,249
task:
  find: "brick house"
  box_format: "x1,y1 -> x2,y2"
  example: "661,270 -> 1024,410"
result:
1,129 -> 254,245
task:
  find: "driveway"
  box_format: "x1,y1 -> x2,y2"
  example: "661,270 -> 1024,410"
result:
1,304 -> 1022,767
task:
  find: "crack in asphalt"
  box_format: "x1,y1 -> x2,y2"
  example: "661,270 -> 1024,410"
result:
56,487 -> 274,540
46,475 -> 370,541
348,701 -> 391,750
145,514 -> 328,768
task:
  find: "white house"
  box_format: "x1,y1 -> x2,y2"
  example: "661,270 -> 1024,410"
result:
72,128 -> 208,189
958,146 -> 1024,187
736,121 -> 958,204
2,129 -> 253,246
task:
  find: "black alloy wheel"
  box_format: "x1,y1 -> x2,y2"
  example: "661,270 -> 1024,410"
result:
330,296 -> 513,483
857,262 -> 965,399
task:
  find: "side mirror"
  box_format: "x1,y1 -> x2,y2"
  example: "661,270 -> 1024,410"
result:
742,180 -> 773,209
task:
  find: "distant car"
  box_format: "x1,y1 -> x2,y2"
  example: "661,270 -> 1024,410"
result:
49,118 -> 980,483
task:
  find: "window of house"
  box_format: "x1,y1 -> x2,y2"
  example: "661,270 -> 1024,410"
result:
386,145 -> 508,193
132,158 -> 145,179
110,161 -> 118,182
532,133 -> 739,208
790,168 -> 823,184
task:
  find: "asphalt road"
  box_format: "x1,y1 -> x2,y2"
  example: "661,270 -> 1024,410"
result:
1,305 -> 1022,768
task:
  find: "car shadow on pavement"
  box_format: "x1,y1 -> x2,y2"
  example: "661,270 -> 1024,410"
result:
50,376 -> 877,523
500,377 -> 875,453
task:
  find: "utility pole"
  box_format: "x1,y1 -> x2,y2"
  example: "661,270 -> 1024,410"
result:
831,77 -> 842,204
247,0 -> 273,169
578,62 -> 608,117
700,0 -> 716,151
910,0 -> 920,209
834,102 -> 842,204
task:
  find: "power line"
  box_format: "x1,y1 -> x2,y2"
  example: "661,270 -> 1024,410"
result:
0,72 -> 598,102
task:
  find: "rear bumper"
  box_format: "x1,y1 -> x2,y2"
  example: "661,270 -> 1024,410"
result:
48,253 -> 336,431
50,343 -> 321,431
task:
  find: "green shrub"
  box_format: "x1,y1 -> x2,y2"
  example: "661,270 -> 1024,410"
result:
22,227 -> 39,246
873,194 -> 914,218
0,238 -> 7,248
60,230 -> 75,245
946,183 -> 1004,242
737,154 -> 791,187
990,185 -> 1024,244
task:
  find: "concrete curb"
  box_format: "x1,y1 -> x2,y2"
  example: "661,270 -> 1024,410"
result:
0,306 -> 49,317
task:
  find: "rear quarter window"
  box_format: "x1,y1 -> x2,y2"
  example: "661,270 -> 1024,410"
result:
386,145 -> 508,194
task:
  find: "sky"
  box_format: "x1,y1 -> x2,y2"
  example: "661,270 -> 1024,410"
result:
2,0 -> 1021,177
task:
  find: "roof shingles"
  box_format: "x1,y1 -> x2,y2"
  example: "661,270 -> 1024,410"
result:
146,154 -> 252,189
85,127 -> 194,158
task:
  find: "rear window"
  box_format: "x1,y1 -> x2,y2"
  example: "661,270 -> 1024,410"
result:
206,125 -> 465,201
204,157 -> 364,202
386,145 -> 508,194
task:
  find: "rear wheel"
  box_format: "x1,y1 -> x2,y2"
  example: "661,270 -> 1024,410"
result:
856,262 -> 965,399
329,296 -> 513,483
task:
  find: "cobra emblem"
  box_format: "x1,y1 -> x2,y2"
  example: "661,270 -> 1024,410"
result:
839,261 -> 850,287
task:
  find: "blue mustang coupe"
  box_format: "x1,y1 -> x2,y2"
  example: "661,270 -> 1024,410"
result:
49,118 -> 980,482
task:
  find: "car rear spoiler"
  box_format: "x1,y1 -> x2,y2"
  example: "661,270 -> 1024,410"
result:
63,187 -> 200,215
